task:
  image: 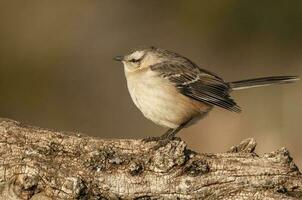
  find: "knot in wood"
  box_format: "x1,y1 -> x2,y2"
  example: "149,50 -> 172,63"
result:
184,160 -> 209,176
12,174 -> 39,199
228,138 -> 257,153
129,162 -> 144,176
61,177 -> 87,199
150,140 -> 187,173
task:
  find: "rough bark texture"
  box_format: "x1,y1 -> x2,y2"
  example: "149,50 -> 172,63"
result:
0,118 -> 301,200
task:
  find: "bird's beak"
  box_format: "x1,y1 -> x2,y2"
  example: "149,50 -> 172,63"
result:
113,56 -> 124,62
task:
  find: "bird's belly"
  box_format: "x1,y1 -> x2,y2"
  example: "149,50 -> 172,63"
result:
127,76 -> 208,129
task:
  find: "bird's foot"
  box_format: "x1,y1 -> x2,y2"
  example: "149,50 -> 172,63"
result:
142,135 -> 168,143
143,136 -> 177,150
153,138 -> 182,150
142,129 -> 178,150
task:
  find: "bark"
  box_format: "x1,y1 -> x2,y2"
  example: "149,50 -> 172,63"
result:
0,118 -> 301,200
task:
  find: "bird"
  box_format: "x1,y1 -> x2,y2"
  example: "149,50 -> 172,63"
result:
114,47 -> 299,146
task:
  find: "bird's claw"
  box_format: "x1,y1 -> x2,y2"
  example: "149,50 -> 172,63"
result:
142,135 -> 179,150
142,136 -> 165,143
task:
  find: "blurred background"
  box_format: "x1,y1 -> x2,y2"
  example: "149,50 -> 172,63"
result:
0,1 -> 301,166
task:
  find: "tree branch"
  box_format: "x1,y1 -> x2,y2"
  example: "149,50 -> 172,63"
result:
0,118 -> 301,199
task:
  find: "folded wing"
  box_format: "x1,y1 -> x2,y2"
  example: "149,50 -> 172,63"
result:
151,61 -> 241,112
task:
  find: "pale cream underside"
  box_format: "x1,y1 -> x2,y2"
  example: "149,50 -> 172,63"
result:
125,68 -> 210,129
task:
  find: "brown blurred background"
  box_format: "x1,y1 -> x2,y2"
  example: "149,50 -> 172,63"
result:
0,1 -> 301,166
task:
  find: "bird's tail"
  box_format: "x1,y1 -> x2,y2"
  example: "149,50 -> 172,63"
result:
230,76 -> 300,91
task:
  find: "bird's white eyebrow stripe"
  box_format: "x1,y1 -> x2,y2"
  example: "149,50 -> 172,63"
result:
129,51 -> 145,60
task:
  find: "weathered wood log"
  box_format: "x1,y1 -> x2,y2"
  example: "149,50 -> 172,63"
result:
0,118 -> 301,200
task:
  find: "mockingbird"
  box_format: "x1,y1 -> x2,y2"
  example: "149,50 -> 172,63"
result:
114,47 -> 299,146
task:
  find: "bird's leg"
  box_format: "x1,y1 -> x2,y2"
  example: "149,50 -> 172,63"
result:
162,121 -> 191,139
143,118 -> 193,149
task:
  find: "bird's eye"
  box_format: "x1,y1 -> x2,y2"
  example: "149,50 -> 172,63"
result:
129,58 -> 140,63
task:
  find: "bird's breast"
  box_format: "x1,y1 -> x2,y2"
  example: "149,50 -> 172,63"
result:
125,70 -> 209,129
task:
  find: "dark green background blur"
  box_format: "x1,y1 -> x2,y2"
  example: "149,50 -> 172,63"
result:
0,1 -> 301,166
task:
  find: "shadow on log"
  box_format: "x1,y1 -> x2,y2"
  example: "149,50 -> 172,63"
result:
0,118 -> 301,199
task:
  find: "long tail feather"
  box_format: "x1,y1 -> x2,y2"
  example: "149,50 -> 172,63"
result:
230,76 -> 300,90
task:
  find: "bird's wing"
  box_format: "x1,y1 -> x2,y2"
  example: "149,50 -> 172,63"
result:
150,61 -> 241,112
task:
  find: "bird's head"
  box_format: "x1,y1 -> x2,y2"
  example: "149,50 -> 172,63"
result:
114,47 -> 170,72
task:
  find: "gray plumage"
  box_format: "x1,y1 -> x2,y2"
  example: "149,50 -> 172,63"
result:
149,48 -> 298,113
115,47 -> 299,131
150,59 -> 240,112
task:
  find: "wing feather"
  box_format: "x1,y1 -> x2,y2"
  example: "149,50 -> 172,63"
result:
151,61 -> 241,112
